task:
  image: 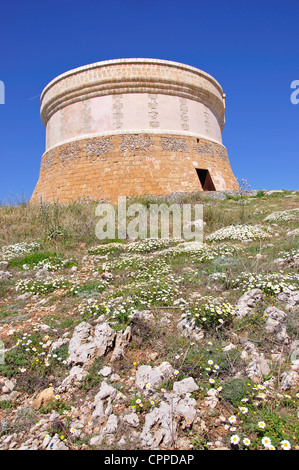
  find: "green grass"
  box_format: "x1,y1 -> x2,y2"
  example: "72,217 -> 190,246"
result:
9,251 -> 59,268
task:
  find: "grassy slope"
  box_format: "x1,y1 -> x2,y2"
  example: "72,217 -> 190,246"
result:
0,190 -> 298,450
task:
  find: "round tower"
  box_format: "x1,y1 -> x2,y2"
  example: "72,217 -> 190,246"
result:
31,58 -> 239,202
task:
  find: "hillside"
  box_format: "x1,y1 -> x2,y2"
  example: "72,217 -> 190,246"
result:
0,189 -> 298,451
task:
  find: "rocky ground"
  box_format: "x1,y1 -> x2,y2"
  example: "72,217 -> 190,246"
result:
0,189 -> 298,451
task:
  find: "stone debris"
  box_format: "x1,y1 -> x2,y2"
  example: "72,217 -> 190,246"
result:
135,362 -> 174,390
172,377 -> 199,396
263,306 -> 290,344
177,315 -> 204,341
235,288 -> 263,317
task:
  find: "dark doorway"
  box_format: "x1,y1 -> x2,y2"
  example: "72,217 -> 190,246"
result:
196,169 -> 216,191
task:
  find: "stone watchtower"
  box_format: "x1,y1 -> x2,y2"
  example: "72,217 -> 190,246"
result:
31,58 -> 239,203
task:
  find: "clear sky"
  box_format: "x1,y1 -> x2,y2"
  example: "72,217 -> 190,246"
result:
0,0 -> 298,202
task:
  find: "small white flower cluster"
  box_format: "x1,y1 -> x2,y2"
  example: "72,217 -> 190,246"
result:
77,296 -> 138,323
264,208 -> 299,222
22,257 -> 76,272
287,227 -> 299,237
131,276 -> 180,306
228,271 -> 299,295
206,224 -> 272,242
0,241 -> 40,261
182,296 -> 236,327
165,241 -> 240,263
209,272 -> 228,282
102,253 -> 171,281
127,238 -> 178,253
276,248 -> 299,260
15,276 -> 69,295
102,253 -> 152,272
77,298 -> 106,318
16,330 -> 71,369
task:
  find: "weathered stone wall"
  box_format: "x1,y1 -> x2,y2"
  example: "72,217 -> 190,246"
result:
31,134 -> 239,203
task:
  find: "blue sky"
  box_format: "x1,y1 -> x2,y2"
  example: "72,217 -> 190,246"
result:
0,0 -> 298,202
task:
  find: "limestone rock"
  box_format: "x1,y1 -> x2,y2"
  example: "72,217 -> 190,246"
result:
235,289 -> 263,317
35,268 -> 51,280
56,365 -> 88,392
2,378 -> 16,394
277,289 -> 299,311
111,326 -> 132,361
0,261 -> 9,270
123,412 -> 140,428
136,362 -> 174,390
98,366 -> 112,377
68,322 -> 95,365
0,270 -> 12,282
264,306 -> 289,344
93,323 -> 116,357
31,387 -> 55,410
177,315 -> 204,341
280,370 -> 298,390
202,388 -> 219,409
93,381 -> 118,408
92,398 -> 105,421
140,401 -> 176,448
104,414 -> 118,434
174,395 -> 197,427
45,433 -> 69,450
246,353 -> 271,383
173,377 -> 198,396
50,336 -> 70,352
68,321 -> 116,365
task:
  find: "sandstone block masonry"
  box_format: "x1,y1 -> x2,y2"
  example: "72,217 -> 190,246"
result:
31,58 -> 239,203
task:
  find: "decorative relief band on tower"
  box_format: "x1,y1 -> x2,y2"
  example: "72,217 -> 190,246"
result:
179,98 -> 189,132
85,138 -> 114,159
160,137 -> 189,152
120,135 -> 154,154
148,94 -> 160,128
112,94 -> 124,129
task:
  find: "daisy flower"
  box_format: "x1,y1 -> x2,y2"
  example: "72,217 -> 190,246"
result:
231,435 -> 240,445
243,438 -> 251,447
228,415 -> 237,424
262,436 -> 272,448
258,421 -> 266,429
280,440 -> 291,450
239,406 -> 248,414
